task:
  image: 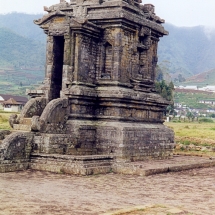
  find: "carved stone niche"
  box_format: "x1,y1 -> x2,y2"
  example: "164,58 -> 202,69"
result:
100,42 -> 113,79
137,36 -> 151,50
139,26 -> 151,37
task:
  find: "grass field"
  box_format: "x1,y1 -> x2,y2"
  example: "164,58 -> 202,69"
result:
166,121 -> 215,145
166,121 -> 215,139
0,111 -> 12,130
165,121 -> 215,157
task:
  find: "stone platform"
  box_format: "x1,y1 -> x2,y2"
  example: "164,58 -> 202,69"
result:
30,153 -> 114,175
113,155 -> 215,176
2,154 -> 214,176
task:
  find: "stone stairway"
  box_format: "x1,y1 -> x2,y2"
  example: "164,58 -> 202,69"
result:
29,153 -> 114,175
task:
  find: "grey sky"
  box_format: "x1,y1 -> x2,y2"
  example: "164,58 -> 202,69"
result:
0,0 -> 214,27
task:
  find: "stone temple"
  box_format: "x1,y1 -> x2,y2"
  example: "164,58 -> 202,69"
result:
0,0 -> 174,175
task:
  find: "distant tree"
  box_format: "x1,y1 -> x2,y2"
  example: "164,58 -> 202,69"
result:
155,80 -> 175,117
178,74 -> 186,82
155,82 -> 162,94
155,65 -> 163,82
166,104 -> 175,116
155,80 -> 174,102
186,111 -> 194,122
173,110 -> 177,119
169,81 -> 174,90
191,114 -> 195,122
209,113 -> 215,118
161,87 -> 168,99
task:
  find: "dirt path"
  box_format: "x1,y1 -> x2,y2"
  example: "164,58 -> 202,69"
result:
0,168 -> 215,215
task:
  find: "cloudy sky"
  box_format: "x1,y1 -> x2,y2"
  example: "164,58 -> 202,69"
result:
0,0 -> 214,27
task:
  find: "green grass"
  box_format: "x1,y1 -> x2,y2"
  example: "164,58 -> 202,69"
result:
174,91 -> 215,109
0,68 -> 44,96
166,121 -> 215,149
199,118 -> 213,123
0,112 -> 11,130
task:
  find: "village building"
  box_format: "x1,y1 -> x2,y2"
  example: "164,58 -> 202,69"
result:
199,86 -> 215,92
177,85 -> 198,90
0,94 -> 28,112
199,99 -> 215,105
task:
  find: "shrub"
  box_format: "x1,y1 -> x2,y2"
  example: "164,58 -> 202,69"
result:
182,140 -> 191,145
172,120 -> 181,123
199,118 -> 214,123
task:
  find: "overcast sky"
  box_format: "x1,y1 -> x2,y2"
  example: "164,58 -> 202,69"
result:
0,0 -> 215,27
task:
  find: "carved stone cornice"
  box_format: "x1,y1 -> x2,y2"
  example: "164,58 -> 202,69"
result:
48,25 -> 70,36
34,10 -> 66,26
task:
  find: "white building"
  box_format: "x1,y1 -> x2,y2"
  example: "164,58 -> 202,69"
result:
198,86 -> 215,92
177,85 -> 198,90
0,94 -> 28,112
199,99 -> 215,105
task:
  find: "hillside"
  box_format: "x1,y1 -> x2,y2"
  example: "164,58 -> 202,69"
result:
158,24 -> 215,80
183,68 -> 215,86
0,27 -> 45,95
0,27 -> 45,68
174,89 -> 215,109
0,13 -> 45,42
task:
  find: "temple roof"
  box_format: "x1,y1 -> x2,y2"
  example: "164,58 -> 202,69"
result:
34,0 -> 167,35
0,94 -> 28,104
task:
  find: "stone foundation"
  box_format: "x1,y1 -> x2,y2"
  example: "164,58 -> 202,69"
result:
30,154 -> 114,175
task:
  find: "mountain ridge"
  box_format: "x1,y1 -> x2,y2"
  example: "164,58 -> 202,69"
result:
0,27 -> 45,68
158,23 -> 215,79
0,12 -> 46,42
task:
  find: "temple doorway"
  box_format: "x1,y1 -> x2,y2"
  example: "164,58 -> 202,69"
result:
50,36 -> 65,100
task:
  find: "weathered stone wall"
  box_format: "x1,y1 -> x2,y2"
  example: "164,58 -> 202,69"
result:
33,128 -> 97,156
0,132 -> 34,173
121,125 -> 174,161
96,122 -> 174,161
0,130 -> 11,141
78,35 -> 99,83
30,154 -> 113,175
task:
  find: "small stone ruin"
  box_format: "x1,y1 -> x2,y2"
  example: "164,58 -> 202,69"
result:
0,0 -> 174,175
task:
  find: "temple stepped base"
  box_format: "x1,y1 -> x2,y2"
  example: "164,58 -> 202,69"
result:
0,162 -> 29,173
112,155 -> 215,176
1,155 -> 215,176
29,153 -> 114,175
